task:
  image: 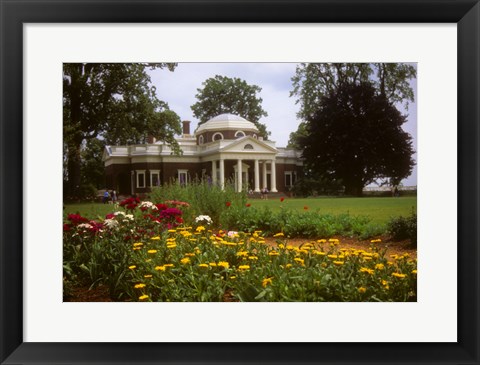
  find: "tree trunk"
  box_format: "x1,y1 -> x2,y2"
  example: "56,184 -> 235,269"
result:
66,141 -> 82,199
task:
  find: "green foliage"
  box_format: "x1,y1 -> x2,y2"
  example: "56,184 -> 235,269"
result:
290,63 -> 416,122
63,195 -> 417,302
191,75 -> 270,138
63,63 -> 181,198
300,82 -> 415,196
148,179 -> 247,226
387,211 -> 417,247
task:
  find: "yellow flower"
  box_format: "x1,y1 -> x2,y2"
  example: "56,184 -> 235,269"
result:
370,239 -> 382,243
411,270 -> 417,275
285,263 -> 293,269
166,244 -> 177,249
134,283 -> 146,289
151,236 -> 161,240
236,251 -> 249,257
238,265 -> 250,271
209,262 -> 217,267
198,264 -> 209,268
273,232 -> 284,237
155,265 -> 166,271
133,242 -> 144,247
317,239 -> 326,243
167,229 -> 176,233
390,254 -> 399,259
262,277 -> 273,288
359,267 -> 374,275
218,261 -> 230,269
278,244 -> 285,249
268,251 -> 280,256
392,272 -> 406,278
164,264 -> 174,267
381,280 -> 390,290
313,250 -> 326,256
144,275 -> 152,278
248,256 -> 258,260
185,253 -> 195,257
139,295 -> 149,300
333,261 -> 344,266
147,249 -> 157,254
375,263 -> 385,270
128,265 -> 136,270
230,276 -> 237,280
133,247 -> 141,251
294,258 -> 305,266
180,257 -> 191,265
196,226 -> 205,232
358,287 -> 367,293
327,254 -> 338,259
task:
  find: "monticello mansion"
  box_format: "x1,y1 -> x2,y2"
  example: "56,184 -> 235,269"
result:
103,114 -> 304,196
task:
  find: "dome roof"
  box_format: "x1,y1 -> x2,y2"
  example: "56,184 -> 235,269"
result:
195,113 -> 259,134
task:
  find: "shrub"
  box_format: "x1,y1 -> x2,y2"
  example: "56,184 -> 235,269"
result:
387,212 -> 417,246
148,179 -> 246,225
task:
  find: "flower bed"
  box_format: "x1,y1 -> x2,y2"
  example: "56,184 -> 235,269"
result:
63,198 -> 417,302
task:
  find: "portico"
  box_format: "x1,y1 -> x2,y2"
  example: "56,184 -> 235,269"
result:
104,113 -> 302,195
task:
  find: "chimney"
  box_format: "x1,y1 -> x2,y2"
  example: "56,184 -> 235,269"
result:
182,120 -> 191,135
147,135 -> 156,144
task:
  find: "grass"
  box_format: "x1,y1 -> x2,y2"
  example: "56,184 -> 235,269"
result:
64,196 -> 416,226
247,196 -> 416,225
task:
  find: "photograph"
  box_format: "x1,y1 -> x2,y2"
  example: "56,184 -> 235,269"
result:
63,62 -> 418,302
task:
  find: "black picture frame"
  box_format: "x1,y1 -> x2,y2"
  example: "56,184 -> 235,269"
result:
1,1 -> 479,364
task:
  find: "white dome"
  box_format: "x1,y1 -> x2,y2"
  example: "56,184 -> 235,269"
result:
195,113 -> 259,134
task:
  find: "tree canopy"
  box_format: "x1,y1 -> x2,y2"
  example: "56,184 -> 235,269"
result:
291,63 -> 416,121
299,82 -> 415,196
191,75 -> 270,138
63,63 -> 181,198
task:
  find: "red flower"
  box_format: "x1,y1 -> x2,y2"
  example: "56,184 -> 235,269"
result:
304,206 -> 309,210
226,202 -> 231,207
280,197 -> 285,202
105,213 -> 115,220
63,223 -> 71,232
246,203 -> 251,207
67,214 -> 88,225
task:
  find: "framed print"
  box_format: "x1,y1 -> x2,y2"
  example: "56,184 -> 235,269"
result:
1,0 -> 479,364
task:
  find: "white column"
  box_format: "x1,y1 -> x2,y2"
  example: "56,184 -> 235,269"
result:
254,159 -> 260,192
212,160 -> 217,184
262,161 -> 267,190
270,159 -> 277,192
219,158 -> 225,190
237,159 -> 243,192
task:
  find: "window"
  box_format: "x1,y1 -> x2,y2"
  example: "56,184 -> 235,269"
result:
150,170 -> 160,187
253,134 -> 258,139
198,135 -> 204,145
178,169 -> 188,186
212,132 -> 224,141
235,131 -> 245,138
244,144 -> 254,150
285,171 -> 293,188
136,170 -> 146,188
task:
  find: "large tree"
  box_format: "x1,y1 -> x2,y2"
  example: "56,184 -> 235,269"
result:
299,82 -> 415,196
63,63 -> 181,198
191,75 -> 270,138
289,63 -> 416,147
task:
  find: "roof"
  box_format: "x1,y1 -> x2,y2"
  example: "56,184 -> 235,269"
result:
195,113 -> 259,134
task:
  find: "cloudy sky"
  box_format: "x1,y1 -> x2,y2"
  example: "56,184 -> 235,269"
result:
149,63 -> 417,186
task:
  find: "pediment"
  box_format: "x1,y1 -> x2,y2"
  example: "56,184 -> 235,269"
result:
219,136 -> 278,154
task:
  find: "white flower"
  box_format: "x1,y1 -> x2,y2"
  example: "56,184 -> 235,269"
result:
124,214 -> 134,221
139,201 -> 158,210
227,231 -> 238,237
195,215 -> 213,225
103,219 -> 119,230
114,211 -> 126,217
77,223 -> 93,230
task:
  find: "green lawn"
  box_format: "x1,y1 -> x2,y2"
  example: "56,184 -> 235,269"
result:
247,196 -> 416,225
64,196 -> 416,226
